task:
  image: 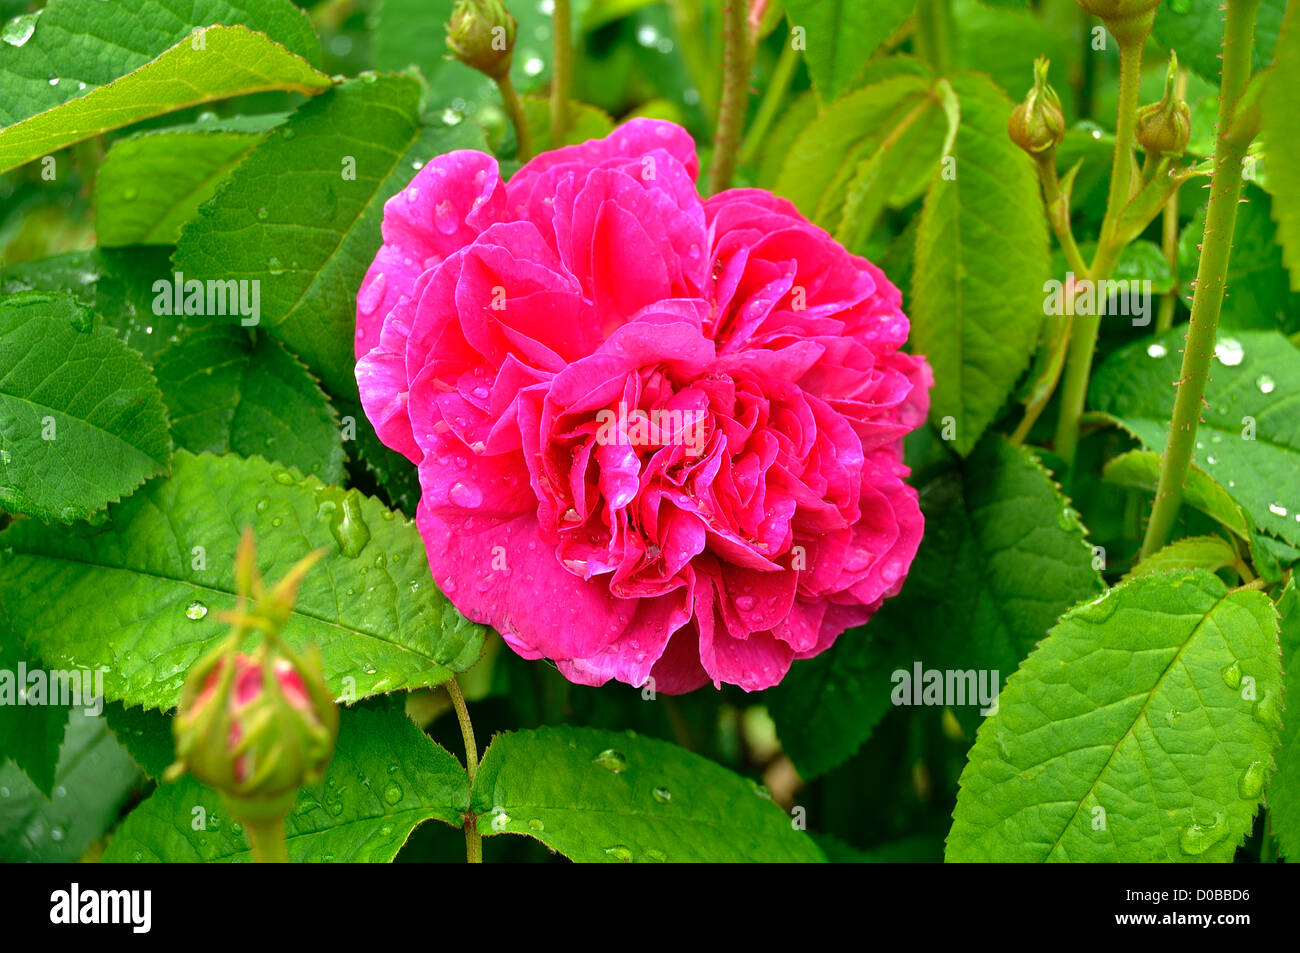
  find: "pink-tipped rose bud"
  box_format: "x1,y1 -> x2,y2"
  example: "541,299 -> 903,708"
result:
1075,0 -> 1162,45
446,0 -> 516,80
170,643 -> 338,821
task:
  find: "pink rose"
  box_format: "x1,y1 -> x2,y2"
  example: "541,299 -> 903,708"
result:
355,119 -> 931,693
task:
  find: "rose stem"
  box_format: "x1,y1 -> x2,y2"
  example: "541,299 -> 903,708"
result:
708,0 -> 754,194
245,816 -> 290,863
497,72 -> 533,162
447,678 -> 483,863
1053,25 -> 1146,474
1140,0 -> 1260,560
550,0 -> 572,146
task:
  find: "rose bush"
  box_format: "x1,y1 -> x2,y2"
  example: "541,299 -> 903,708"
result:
355,119 -> 931,693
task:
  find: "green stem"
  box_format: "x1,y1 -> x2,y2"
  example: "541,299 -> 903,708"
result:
447,678 -> 482,863
1053,33 -> 1146,473
550,0 -> 572,146
496,73 -> 533,162
914,0 -> 952,75
708,0 -> 753,194
245,815 -> 290,863
1140,0 -> 1260,560
738,37 -> 799,168
1156,68 -> 1189,333
1037,157 -> 1088,277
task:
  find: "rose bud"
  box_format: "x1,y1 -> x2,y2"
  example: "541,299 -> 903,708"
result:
446,0 -> 517,81
1136,52 -> 1191,158
1009,57 -> 1066,156
169,642 -> 338,822
1075,0 -> 1163,45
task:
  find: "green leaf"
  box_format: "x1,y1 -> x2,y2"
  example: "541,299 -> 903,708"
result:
153,325 -> 345,483
0,0 -> 320,125
1103,449 -> 1252,538
0,291 -> 171,522
372,0 -> 494,107
767,436 -> 1104,778
0,450 -> 487,711
782,0 -> 916,103
910,73 -> 1051,456
0,710 -> 142,862
472,726 -> 824,862
1270,578 -> 1300,859
103,705 -> 468,861
1126,535 -> 1242,580
103,702 -> 175,781
0,247 -> 180,363
520,96 -> 614,151
0,627 -> 69,796
0,25 -> 331,175
947,570 -> 1283,862
1113,239 -> 1175,295
1152,0 -> 1286,85
1091,328 -> 1300,547
1178,188 -> 1296,328
173,76 -> 487,399
95,127 -> 268,246
1262,0 -> 1300,291
774,71 -> 933,227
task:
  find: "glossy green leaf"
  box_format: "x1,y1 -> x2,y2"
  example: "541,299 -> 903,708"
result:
0,711 -> 142,862
153,325 -> 344,483
783,0 -> 916,102
95,127 -> 268,246
0,292 -> 171,522
1125,535 -> 1242,580
472,726 -> 824,862
1262,0 -> 1300,291
0,25 -> 330,174
0,451 -> 487,711
103,702 -> 175,781
173,76 -> 487,398
947,570 -> 1283,862
910,73 -> 1051,455
103,705 -> 468,861
1152,0 -> 1285,85
767,436 -> 1104,778
1270,578 -> 1300,859
1091,329 -> 1300,547
0,627 -> 69,796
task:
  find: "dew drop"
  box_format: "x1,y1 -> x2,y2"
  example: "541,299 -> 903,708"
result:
267,256 -> 286,275
1257,373 -> 1276,394
185,600 -> 208,621
734,594 -> 756,612
603,844 -> 633,862
1214,337 -> 1244,366
1238,760 -> 1267,799
643,847 -> 667,862
652,786 -> 672,803
448,480 -> 483,508
1,12 -> 39,47
1254,691 -> 1283,732
1269,503 -> 1289,518
1146,343 -> 1167,359
383,782 -> 403,805
528,818 -> 545,832
47,73 -> 59,86
1220,660 -> 1242,690
1179,812 -> 1228,856
593,749 -> 627,774
256,207 -> 269,221
357,271 -> 387,316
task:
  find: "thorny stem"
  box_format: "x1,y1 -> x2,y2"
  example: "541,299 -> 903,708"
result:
1053,32 -> 1145,474
550,0 -> 572,146
738,37 -> 799,168
1141,0 -> 1261,560
497,73 -> 533,162
447,678 -> 482,863
708,0 -> 754,194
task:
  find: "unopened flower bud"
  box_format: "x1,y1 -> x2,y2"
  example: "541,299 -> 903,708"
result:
1075,0 -> 1162,46
1009,57 -> 1066,156
1136,52 -> 1190,157
170,642 -> 337,821
446,0 -> 516,80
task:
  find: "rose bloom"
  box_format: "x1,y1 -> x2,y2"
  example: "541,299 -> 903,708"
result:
355,120 -> 931,693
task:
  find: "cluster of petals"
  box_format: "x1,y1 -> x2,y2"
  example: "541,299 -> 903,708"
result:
355,119 -> 931,693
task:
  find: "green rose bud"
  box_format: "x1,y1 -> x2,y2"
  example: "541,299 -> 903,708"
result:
446,0 -> 517,80
1075,0 -> 1162,46
1136,52 -> 1191,157
167,529 -> 337,825
1009,57 -> 1066,156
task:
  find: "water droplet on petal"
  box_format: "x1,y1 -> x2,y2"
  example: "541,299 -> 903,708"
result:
449,481 -> 483,508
